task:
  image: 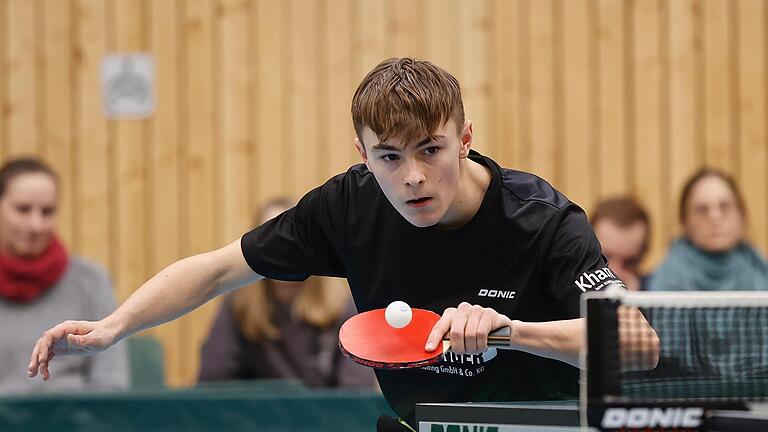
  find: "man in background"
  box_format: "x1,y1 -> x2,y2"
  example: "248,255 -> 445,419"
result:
590,197 -> 651,291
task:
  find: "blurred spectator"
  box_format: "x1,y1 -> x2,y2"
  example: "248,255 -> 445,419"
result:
647,168 -> 768,291
0,158 -> 129,393
591,197 -> 651,291
198,198 -> 374,388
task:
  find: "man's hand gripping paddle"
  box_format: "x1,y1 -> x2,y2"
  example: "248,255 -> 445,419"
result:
339,308 -> 510,369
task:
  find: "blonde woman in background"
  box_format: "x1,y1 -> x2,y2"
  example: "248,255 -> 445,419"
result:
198,198 -> 374,388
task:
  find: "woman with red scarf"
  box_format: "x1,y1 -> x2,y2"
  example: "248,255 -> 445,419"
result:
0,158 -> 128,393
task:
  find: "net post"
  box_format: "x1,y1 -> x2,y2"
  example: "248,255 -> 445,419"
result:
586,295 -> 622,400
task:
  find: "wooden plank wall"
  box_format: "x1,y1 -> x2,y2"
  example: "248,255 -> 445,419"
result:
1,0 -> 766,386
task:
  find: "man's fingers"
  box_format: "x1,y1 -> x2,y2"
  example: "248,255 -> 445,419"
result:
476,310 -> 496,352
449,310 -> 469,354
39,337 -> 54,380
28,363 -> 38,378
44,351 -> 54,380
41,351 -> 54,380
29,337 -> 52,377
29,321 -> 88,379
28,342 -> 41,376
425,319 -> 451,352
426,308 -> 455,351
37,334 -> 52,365
427,305 -> 510,355
464,307 -> 484,353
67,333 -> 81,346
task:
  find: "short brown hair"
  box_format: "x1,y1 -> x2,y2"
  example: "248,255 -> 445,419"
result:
351,58 -> 465,147
591,197 -> 651,252
679,168 -> 746,223
591,197 -> 649,227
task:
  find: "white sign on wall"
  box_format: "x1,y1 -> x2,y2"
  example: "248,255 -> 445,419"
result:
102,54 -> 155,119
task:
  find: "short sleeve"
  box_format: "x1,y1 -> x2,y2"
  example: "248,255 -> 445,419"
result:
543,205 -> 625,317
241,178 -> 347,281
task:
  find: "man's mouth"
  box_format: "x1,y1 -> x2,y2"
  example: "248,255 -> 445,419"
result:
406,197 -> 432,208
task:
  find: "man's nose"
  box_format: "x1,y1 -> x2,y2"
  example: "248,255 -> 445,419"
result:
403,160 -> 426,186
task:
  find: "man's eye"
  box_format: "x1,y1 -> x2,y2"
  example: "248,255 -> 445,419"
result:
382,154 -> 399,162
425,146 -> 439,155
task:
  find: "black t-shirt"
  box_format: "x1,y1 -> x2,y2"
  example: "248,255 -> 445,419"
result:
241,150 -> 621,423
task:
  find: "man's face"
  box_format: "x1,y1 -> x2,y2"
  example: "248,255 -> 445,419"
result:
0,173 -> 58,258
593,219 -> 647,283
355,119 -> 472,228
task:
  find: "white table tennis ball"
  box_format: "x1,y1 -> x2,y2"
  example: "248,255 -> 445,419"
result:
385,300 -> 413,329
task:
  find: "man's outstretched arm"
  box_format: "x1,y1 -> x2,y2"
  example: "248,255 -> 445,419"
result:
28,238 -> 262,380
508,307 -> 659,370
426,302 -> 659,370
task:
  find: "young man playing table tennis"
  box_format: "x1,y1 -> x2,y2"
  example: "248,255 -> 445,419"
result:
28,58 -> 658,431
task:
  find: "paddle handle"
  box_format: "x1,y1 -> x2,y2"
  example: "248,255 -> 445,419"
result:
441,326 -> 511,347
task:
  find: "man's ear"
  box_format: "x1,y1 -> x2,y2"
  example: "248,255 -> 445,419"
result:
459,120 -> 473,159
354,138 -> 369,166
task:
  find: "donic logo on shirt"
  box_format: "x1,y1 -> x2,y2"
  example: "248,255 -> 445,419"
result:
573,266 -> 625,292
477,289 -> 516,299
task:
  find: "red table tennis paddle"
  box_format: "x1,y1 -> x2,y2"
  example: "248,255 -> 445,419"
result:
338,308 -> 511,369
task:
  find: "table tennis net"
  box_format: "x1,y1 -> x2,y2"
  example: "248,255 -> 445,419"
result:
583,290 -> 768,404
